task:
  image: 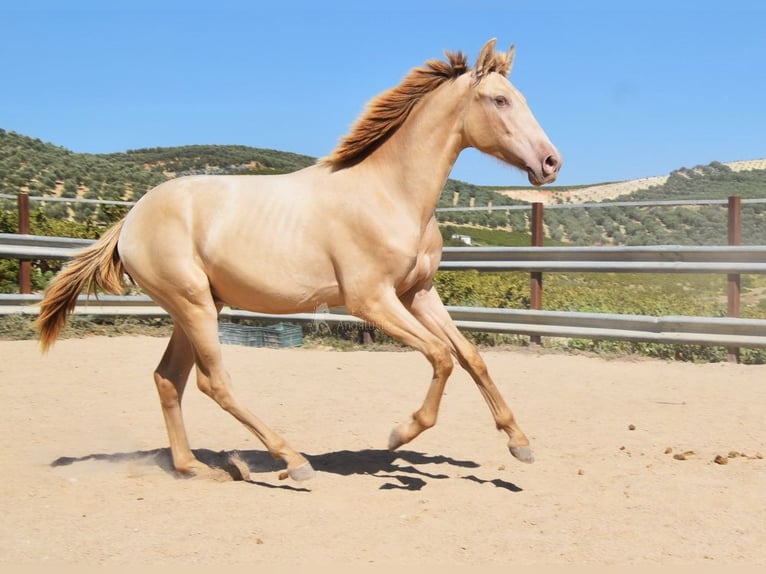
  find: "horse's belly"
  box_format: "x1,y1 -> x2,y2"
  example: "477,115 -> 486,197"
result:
207,266 -> 343,314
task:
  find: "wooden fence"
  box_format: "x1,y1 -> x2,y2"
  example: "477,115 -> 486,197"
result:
1,193 -> 764,361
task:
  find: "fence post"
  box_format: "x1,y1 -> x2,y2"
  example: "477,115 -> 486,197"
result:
529,202 -> 544,346
727,195 -> 741,363
18,192 -> 31,294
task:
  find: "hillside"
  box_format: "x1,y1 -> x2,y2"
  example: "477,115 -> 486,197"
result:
496,158 -> 766,205
2,128 -> 766,246
495,175 -> 670,205
441,159 -> 766,243
0,129 -> 521,218
0,129 -> 520,205
0,129 -> 315,200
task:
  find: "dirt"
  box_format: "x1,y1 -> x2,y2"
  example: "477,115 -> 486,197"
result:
1,336 -> 764,565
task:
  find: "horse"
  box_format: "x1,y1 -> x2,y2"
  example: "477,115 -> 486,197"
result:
37,39 -> 561,482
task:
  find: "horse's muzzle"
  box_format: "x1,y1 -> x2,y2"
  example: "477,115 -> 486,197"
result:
527,151 -> 562,186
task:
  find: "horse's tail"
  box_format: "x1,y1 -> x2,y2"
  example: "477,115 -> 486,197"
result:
37,219 -> 128,352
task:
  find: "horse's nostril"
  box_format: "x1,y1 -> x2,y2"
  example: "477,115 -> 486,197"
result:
543,154 -> 560,175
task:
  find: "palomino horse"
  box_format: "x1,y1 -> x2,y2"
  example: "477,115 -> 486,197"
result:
38,39 -> 561,482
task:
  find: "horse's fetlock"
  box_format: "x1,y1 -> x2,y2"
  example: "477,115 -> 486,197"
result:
495,413 -> 515,431
413,410 -> 437,430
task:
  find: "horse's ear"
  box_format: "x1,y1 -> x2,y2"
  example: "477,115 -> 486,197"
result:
474,38 -> 497,80
506,44 -> 515,77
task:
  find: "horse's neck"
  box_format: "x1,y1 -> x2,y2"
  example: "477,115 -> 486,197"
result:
365,77 -> 470,226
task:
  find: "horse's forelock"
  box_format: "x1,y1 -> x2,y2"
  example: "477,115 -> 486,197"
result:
442,50 -> 469,77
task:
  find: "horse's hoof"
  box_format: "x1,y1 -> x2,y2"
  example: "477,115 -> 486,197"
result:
282,461 -> 316,482
176,460 -> 215,478
179,465 -> 232,483
226,453 -> 252,481
388,427 -> 404,451
509,445 -> 535,464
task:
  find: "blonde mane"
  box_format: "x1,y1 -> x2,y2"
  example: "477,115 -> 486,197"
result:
322,51 -> 471,170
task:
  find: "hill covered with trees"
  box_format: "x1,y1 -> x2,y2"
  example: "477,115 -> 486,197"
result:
543,161 -> 766,246
0,129 -> 522,226
4,129 -> 766,362
2,128 -> 766,246
0,128 -> 315,201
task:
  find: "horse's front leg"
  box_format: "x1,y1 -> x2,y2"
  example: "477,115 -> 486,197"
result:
350,289 -> 455,449
401,286 -> 534,463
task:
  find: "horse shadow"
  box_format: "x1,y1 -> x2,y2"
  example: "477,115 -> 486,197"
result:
51,447 -> 523,493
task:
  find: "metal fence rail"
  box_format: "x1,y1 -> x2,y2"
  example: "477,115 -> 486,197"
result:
3,293 -> 766,349
441,245 -> 766,273
3,234 -> 766,350
435,197 -> 766,212
5,191 -> 766,213
4,190 -> 764,357
4,234 -> 766,274
0,234 -> 93,260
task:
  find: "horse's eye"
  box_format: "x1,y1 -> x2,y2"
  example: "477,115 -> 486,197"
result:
493,95 -> 509,107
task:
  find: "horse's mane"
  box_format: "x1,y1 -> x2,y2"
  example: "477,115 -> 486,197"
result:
322,49 -> 501,170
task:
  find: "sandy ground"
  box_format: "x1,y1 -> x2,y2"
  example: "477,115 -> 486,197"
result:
1,335 -> 764,565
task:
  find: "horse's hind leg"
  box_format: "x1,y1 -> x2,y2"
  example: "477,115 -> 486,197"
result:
170,296 -> 315,482
154,325 -> 213,475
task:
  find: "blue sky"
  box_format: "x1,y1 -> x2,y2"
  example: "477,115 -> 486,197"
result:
2,0 -> 764,187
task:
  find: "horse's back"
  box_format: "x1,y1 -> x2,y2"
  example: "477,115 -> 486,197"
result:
117,170 -> 345,313
121,171 -> 319,251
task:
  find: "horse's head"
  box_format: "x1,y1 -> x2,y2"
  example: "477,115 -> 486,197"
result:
462,39 -> 561,186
